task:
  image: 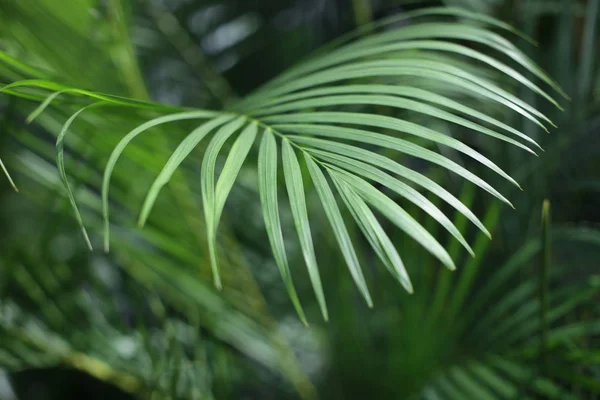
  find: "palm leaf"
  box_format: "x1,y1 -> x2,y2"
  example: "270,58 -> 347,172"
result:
139,115 -> 234,228
282,139 -> 329,320
304,154 -> 373,307
333,176 -> 413,293
258,130 -> 307,324
0,7 -> 563,322
200,116 -> 248,289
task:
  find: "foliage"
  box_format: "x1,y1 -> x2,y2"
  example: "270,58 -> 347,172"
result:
0,0 -> 598,399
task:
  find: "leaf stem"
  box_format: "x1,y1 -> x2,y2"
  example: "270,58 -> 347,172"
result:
539,199 -> 550,372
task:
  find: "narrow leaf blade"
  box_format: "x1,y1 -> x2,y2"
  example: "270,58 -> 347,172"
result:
282,139 -> 328,320
259,130 -> 307,324
56,102 -> 104,250
304,153 -> 373,306
0,157 -> 17,192
138,115 -> 232,227
200,117 -> 246,289
333,176 -> 413,293
334,170 -> 455,270
103,110 -> 218,252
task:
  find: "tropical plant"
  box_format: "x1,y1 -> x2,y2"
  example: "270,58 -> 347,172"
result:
0,5 -> 565,317
0,1 -> 598,399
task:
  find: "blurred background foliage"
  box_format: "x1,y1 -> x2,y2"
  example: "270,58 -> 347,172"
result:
0,0 -> 599,399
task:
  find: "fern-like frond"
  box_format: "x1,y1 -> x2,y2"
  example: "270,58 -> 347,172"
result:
0,7 -> 564,322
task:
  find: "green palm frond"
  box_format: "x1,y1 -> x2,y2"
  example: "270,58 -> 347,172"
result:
0,97 -> 315,398
1,7 -> 564,322
423,225 -> 600,400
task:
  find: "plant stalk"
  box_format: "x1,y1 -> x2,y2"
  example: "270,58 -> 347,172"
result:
539,199 -> 551,372
352,0 -> 373,28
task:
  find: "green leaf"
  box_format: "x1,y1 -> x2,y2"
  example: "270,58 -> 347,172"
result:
464,228 -> 600,329
0,49 -> 51,79
282,137 -> 489,237
264,8 -> 543,89
200,117 -> 247,289
318,21 -> 563,98
258,130 -> 307,324
251,39 -> 560,110
333,169 -> 455,270
304,153 -> 372,307
435,374 -> 469,400
281,139 -> 328,320
0,157 -> 18,192
466,361 -> 521,399
251,84 -> 542,150
499,287 -> 599,347
103,110 -> 219,252
206,121 -> 258,288
488,356 -> 581,400
26,90 -> 66,123
252,59 -> 554,130
281,125 -> 513,207
314,149 -> 474,256
450,366 -> 497,400
256,94 -> 537,155
138,115 -> 232,228
56,102 -> 105,250
214,122 -> 258,225
332,176 -> 412,293
1,79 -> 182,112
268,112 -> 520,189
1,6 -> 566,331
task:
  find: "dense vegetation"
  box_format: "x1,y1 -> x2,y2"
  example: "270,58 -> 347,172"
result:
0,0 -> 598,399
